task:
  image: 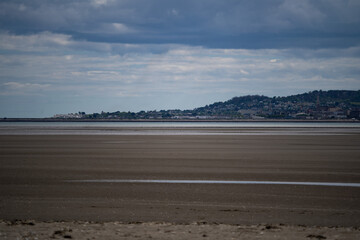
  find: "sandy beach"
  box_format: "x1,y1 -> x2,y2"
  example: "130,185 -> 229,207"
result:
1,126 -> 360,238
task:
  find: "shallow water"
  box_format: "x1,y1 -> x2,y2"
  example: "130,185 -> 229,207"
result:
1,121 -> 360,128
0,121 -> 359,135
67,179 -> 360,187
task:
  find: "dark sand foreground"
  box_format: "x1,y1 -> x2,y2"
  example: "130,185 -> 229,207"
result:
1,220 -> 359,240
1,127 -> 360,238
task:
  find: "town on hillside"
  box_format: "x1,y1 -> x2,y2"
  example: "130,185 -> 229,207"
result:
53,90 -> 360,120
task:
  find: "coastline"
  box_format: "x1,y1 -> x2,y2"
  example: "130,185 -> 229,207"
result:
0,118 -> 359,123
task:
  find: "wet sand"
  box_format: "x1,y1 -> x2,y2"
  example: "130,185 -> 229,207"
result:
0,128 -> 360,238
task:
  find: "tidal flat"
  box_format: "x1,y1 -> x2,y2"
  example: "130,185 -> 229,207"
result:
0,125 -> 360,238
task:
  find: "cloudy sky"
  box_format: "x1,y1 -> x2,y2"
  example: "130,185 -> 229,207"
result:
1,0 -> 360,117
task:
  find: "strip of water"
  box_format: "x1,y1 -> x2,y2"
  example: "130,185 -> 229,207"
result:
67,179 -> 360,187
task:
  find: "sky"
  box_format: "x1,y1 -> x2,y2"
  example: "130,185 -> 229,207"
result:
0,0 -> 360,117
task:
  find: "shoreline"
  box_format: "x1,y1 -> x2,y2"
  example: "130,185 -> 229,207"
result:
0,118 -> 359,123
1,125 -> 360,136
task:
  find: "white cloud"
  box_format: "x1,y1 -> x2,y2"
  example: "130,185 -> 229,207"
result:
3,82 -> 50,89
0,32 -> 359,102
1,82 -> 51,95
0,31 -> 72,52
91,0 -> 113,7
112,23 -> 132,33
240,69 -> 249,75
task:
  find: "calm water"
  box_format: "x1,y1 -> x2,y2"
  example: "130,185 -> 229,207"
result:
1,121 -> 360,128
0,121 -> 359,135
67,179 -> 360,187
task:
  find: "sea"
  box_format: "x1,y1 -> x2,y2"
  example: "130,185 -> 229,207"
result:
0,121 -> 359,135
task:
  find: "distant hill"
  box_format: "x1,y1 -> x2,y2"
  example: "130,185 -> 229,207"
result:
200,90 -> 360,110
279,90 -> 360,104
192,90 -> 360,119
53,90 -> 360,120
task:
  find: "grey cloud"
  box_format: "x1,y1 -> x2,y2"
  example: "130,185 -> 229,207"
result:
0,0 -> 359,49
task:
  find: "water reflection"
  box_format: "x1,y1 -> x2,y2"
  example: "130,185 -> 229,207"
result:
67,179 -> 360,187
